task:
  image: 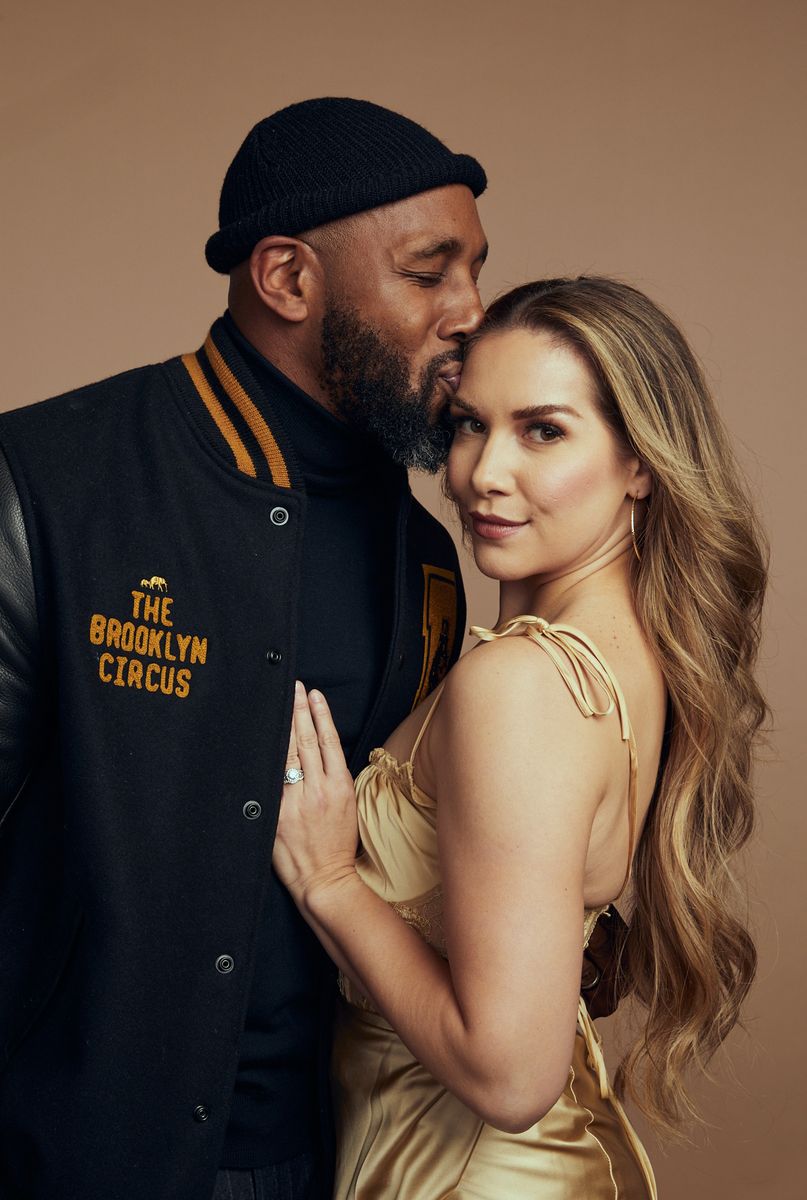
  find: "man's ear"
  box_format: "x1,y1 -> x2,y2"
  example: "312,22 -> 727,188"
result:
249,236 -> 322,323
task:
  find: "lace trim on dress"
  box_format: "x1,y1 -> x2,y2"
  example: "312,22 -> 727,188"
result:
391,886 -> 447,957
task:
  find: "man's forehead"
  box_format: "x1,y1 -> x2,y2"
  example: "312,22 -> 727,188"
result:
359,184 -> 487,257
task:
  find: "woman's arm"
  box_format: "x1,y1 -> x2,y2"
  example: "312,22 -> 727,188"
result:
273,641 -> 615,1131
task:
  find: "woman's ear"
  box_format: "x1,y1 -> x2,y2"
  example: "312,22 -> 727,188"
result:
249,235 -> 322,324
626,456 -> 653,501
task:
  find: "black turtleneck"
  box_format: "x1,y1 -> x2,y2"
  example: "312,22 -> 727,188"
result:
220,312 -> 400,1168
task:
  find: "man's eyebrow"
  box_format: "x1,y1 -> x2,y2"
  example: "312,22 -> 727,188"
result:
408,238 -> 489,264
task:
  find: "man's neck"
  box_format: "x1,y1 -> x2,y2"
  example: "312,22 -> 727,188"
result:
220,311 -> 388,484
225,307 -> 341,418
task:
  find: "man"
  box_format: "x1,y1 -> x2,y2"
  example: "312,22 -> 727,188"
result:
0,97 -> 619,1200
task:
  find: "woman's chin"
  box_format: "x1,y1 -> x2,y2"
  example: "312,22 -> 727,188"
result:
471,551 -> 534,583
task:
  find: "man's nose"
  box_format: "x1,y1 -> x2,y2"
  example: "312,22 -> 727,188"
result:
439,279 -> 485,342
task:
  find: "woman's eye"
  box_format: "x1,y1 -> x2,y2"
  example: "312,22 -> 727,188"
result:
527,423 -> 563,443
450,415 -> 485,435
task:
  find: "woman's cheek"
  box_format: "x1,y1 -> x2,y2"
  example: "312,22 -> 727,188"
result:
446,445 -> 470,498
534,458 -> 603,510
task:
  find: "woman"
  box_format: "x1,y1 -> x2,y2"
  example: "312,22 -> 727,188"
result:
272,277 -> 767,1198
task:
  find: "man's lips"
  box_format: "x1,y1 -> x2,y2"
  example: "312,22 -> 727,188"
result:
438,364 -> 463,393
469,512 -> 529,540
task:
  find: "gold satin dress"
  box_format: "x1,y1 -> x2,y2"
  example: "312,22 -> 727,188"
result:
332,617 -> 658,1199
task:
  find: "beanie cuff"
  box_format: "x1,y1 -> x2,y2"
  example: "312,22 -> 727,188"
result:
205,153 -> 486,274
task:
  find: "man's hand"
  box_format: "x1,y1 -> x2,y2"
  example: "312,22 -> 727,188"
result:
580,905 -> 630,1019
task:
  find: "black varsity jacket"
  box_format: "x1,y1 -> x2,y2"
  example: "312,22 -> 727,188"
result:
0,319 -> 465,1200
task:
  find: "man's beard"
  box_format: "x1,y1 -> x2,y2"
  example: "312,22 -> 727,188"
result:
319,302 -> 458,473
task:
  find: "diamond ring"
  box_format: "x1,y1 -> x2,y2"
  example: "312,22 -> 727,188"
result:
284,766 -> 305,785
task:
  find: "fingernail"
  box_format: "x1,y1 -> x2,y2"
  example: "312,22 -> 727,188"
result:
309,689 -> 323,704
295,680 -> 305,695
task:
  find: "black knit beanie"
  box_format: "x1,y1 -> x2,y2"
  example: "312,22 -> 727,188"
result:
205,97 -> 487,273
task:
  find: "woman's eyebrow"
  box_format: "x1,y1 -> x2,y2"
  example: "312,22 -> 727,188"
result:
450,394 -> 482,416
450,399 -> 582,420
512,403 -> 582,420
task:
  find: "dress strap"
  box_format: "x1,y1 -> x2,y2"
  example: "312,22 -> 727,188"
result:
410,683 -> 447,765
471,615 -> 639,897
576,998 -> 658,1197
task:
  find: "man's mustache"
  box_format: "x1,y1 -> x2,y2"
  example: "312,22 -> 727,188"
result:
428,348 -> 465,376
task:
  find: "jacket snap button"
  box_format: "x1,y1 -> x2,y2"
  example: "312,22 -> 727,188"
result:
270,506 -> 289,526
215,955 -> 234,974
243,801 -> 262,820
266,649 -> 283,664
193,1105 -> 210,1122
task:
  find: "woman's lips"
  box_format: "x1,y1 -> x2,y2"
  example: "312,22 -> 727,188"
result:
469,514 -> 528,540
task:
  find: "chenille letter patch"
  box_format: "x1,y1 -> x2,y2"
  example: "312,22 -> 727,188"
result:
88,576 -> 209,699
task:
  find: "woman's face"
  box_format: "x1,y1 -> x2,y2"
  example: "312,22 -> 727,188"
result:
446,328 -> 642,584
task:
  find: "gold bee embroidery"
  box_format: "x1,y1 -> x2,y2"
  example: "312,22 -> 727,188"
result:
140,575 -> 167,591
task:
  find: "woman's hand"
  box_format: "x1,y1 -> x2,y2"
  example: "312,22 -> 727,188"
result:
272,681 -> 360,911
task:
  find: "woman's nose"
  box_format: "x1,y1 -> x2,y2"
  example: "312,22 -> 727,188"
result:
470,437 -> 514,495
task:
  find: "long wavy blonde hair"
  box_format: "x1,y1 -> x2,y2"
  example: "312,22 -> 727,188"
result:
470,277 -> 768,1133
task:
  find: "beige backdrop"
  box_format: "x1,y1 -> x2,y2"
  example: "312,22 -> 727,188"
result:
2,1 -> 804,1196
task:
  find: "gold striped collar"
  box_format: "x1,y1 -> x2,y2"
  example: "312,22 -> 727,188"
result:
181,328 -> 293,487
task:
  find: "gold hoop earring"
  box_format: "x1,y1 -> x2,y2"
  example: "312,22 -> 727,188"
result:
630,495 -> 642,562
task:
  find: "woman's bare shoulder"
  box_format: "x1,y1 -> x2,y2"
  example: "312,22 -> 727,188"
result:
555,603 -> 665,717
443,632 -> 558,699
434,631 -> 607,754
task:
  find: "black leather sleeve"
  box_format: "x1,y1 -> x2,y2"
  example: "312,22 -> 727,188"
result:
0,444 -> 40,823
